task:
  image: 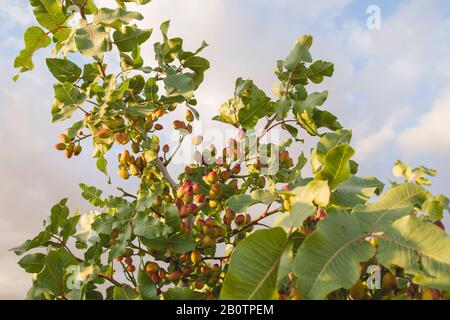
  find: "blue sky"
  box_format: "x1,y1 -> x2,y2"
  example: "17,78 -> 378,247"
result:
0,0 -> 449,298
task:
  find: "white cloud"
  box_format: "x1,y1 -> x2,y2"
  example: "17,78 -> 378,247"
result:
0,1 -> 34,26
397,88 -> 450,155
355,122 -> 396,160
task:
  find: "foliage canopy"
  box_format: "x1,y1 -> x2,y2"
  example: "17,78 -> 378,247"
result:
12,0 -> 450,300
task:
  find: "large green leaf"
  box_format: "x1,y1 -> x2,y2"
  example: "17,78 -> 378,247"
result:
315,144 -> 355,189
316,129 -> 352,162
290,180 -> 330,227
307,60 -> 334,84
238,82 -> 272,129
353,183 -> 428,233
225,190 -> 275,213
163,73 -> 196,97
14,26 -> 51,74
225,195 -> 256,213
284,35 -> 313,71
10,231 -> 51,256
378,215 -> 450,290
18,253 -> 46,273
183,56 -> 210,73
113,285 -> 140,300
221,228 -> 288,300
294,211 -> 375,300
46,58 -> 81,83
137,269 -> 158,300
132,212 -> 168,240
54,82 -> 87,106
35,249 -> 78,296
141,234 -> 195,254
113,25 -> 152,52
94,7 -> 143,25
331,176 -> 384,208
75,24 -> 111,59
218,78 -> 272,129
29,0 -> 66,30
164,287 -> 207,300
49,198 -> 69,234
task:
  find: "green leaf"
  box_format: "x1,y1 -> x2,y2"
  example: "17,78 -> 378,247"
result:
60,214 -> 80,242
294,211 -> 375,300
10,231 -> 51,256
163,73 -> 196,97
67,120 -> 84,138
54,82 -> 87,106
284,35 -> 313,71
94,7 -> 143,25
164,204 -> 181,232
353,183 -> 428,233
29,0 -> 66,30
46,58 -> 81,83
221,228 -> 288,300
316,129 -> 352,162
113,25 -> 152,52
14,26 -> 51,75
236,79 -> 272,129
133,212 -> 168,240
378,215 -> 450,290
122,0 -> 153,4
113,285 -> 140,300
164,287 -> 207,300
307,60 -> 334,84
71,0 -> 98,14
293,91 -> 335,135
225,195 -> 255,213
18,253 -> 46,273
251,190 -> 276,205
96,155 -> 110,183
137,269 -> 158,300
290,180 -> 330,227
296,91 -> 328,113
315,144 -> 355,189
79,183 -> 105,207
183,56 -> 210,73
109,223 -> 132,261
312,109 -> 342,131
49,198 -> 69,234
36,249 -> 78,296
75,24 -> 111,60
82,63 -> 100,83
142,234 -> 195,254
331,176 -> 384,208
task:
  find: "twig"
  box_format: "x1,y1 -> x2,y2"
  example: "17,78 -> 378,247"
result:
117,187 -> 137,199
164,135 -> 185,166
155,157 -> 177,189
217,205 -> 282,242
266,119 -> 297,132
97,61 -> 107,80
99,273 -> 122,287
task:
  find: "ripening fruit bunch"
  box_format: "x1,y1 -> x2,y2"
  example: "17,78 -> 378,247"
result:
54,133 -> 82,158
141,250 -> 223,294
117,149 -> 148,180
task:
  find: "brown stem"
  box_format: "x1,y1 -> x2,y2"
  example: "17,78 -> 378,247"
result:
117,187 -> 137,199
99,273 -> 122,287
155,157 -> 177,189
97,61 -> 107,80
218,206 -> 282,242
